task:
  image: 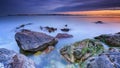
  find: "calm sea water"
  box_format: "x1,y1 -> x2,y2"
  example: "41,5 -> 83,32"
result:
0,16 -> 120,68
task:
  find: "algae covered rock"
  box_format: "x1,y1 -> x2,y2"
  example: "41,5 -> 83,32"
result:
87,48 -> 120,68
95,33 -> 120,47
60,39 -> 104,67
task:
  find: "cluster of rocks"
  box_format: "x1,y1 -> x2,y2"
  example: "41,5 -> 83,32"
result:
0,48 -> 35,68
0,29 -> 74,68
2,27 -> 120,68
40,25 -> 70,33
60,32 -> 120,68
15,29 -> 73,54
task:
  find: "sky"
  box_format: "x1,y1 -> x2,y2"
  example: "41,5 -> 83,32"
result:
0,0 -> 120,15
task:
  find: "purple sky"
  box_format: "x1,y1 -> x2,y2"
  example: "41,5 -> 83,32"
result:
0,0 -> 120,15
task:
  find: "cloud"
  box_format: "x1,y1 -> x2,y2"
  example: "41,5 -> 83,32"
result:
0,0 -> 65,15
0,0 -> 120,15
54,0 -> 120,12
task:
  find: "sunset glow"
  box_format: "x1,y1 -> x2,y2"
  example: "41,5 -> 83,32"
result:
62,10 -> 120,16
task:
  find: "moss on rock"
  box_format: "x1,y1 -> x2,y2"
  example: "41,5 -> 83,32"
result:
60,39 -> 104,67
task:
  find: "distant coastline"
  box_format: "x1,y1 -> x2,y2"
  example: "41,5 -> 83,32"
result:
7,14 -> 120,18
8,14 -> 83,16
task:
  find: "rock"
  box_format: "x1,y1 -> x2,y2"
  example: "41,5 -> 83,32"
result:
94,21 -> 104,24
60,39 -> 104,66
95,33 -> 120,47
65,24 -> 68,27
61,28 -> 70,32
16,23 -> 33,30
56,33 -> 73,39
87,48 -> 120,68
0,48 -> 35,68
40,26 -> 57,33
15,29 -> 58,52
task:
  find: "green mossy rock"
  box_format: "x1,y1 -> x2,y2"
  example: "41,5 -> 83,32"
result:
60,39 -> 104,67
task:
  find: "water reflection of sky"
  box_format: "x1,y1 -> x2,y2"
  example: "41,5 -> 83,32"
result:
0,16 -> 120,68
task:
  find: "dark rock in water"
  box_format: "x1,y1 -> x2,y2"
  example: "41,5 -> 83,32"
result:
87,48 -> 120,68
40,26 -> 57,33
65,24 -> 68,27
15,29 -> 58,52
56,33 -> 73,39
95,33 -> 120,47
16,23 -> 33,30
95,21 -> 104,24
0,48 -> 35,68
60,39 -> 104,66
61,28 -> 70,32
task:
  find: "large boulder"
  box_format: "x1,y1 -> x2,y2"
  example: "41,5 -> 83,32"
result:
15,29 -> 58,52
87,48 -> 120,68
0,48 -> 35,68
56,33 -> 73,39
95,33 -> 120,47
60,39 -> 104,67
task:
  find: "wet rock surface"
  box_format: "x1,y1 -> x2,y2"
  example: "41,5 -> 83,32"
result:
87,48 -> 120,68
15,29 -> 58,52
0,48 -> 35,68
95,33 -> 120,47
60,39 -> 104,66
56,33 -> 73,39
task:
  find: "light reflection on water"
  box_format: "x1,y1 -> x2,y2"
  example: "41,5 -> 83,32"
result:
0,16 -> 120,68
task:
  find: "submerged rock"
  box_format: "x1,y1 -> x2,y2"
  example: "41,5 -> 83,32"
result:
95,33 -> 120,47
60,39 -> 104,66
0,48 -> 35,68
16,23 -> 32,30
56,33 -> 73,39
15,29 -> 58,52
87,48 -> 120,68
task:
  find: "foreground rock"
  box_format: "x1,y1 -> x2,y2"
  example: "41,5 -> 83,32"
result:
95,33 -> 120,47
15,29 -> 58,52
87,48 -> 120,68
60,39 -> 104,67
0,48 -> 35,68
56,33 -> 73,39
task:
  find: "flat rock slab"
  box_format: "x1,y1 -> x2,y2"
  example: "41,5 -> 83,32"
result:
0,48 -> 35,68
15,29 -> 58,52
56,33 -> 73,39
